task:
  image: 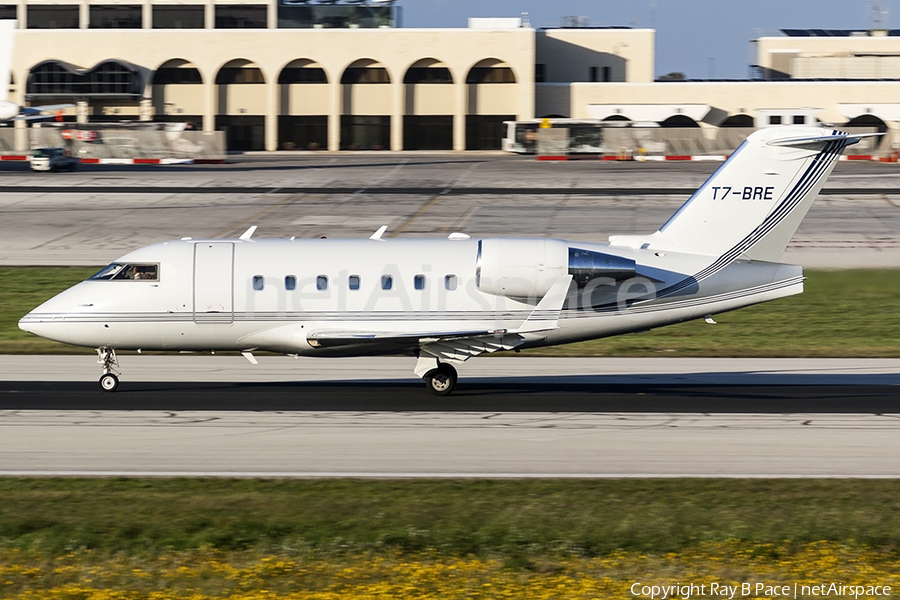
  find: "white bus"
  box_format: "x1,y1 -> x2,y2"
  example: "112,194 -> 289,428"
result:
501,118 -> 606,154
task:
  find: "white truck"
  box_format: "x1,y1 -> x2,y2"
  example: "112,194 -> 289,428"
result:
30,147 -> 79,172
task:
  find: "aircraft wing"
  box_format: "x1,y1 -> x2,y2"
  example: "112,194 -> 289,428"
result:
13,104 -> 74,120
306,274 -> 574,361
307,328 -> 529,362
306,328 -> 507,349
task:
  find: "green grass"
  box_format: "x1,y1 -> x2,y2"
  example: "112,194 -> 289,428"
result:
2,267 -> 899,356
1,478 -> 899,558
0,267 -> 99,354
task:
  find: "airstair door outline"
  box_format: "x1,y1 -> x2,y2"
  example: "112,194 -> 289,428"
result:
193,242 -> 234,323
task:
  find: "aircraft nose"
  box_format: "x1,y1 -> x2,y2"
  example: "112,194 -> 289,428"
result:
18,314 -> 34,334
18,311 -> 52,337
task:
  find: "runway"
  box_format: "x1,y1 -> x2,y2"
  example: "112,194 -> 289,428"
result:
2,356 -> 899,477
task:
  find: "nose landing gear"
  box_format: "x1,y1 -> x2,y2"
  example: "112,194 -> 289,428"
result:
97,347 -> 120,392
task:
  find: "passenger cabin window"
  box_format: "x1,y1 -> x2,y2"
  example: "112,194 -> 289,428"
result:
285,275 -> 296,291
316,275 -> 328,291
381,275 -> 393,290
90,263 -> 159,281
349,275 -> 360,290
252,275 -> 264,291
414,274 -> 426,290
444,274 -> 457,291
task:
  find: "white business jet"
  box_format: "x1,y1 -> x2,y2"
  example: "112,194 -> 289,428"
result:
20,126 -> 864,394
0,20 -> 73,121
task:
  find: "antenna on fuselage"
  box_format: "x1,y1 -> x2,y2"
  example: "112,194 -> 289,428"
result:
239,225 -> 257,240
369,225 -> 388,240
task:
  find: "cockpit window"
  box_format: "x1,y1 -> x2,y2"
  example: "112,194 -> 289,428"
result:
90,263 -> 159,281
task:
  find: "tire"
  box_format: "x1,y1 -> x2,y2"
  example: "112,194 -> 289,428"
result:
99,373 -> 119,392
424,363 -> 457,396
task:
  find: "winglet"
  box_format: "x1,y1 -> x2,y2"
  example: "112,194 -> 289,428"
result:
369,225 -> 388,240
514,274 -> 573,334
239,225 -> 257,240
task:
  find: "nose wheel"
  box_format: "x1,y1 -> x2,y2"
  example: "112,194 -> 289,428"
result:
424,363 -> 458,396
99,373 -> 119,392
96,347 -> 121,392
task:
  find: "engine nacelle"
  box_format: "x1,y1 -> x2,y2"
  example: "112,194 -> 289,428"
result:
567,247 -> 637,286
476,239 -> 639,299
476,238 -> 568,299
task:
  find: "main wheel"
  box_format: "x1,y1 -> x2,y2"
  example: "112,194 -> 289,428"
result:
424,363 -> 457,396
99,373 -> 119,392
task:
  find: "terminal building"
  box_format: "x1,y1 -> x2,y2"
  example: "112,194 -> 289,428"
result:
5,2 -> 900,152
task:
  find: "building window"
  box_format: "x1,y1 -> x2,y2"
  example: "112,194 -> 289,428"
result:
27,5 -> 79,29
444,275 -> 457,291
278,67 -> 327,84
769,115 -> 782,125
153,5 -> 204,29
603,66 -> 611,82
215,67 -> 264,84
349,275 -> 360,290
285,275 -> 296,291
590,66 -> 598,82
414,275 -> 426,290
466,67 -> 515,84
27,60 -> 144,99
381,275 -> 393,290
153,67 -> 202,85
341,67 -> 390,84
252,275 -> 264,291
0,5 -> 17,20
535,64 -> 545,83
215,5 -> 267,28
403,67 -> 452,84
90,5 -> 142,28
793,115 -> 806,125
316,275 -> 328,291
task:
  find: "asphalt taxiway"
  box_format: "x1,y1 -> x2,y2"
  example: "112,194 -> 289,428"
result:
1,155 -> 899,268
2,356 -> 898,478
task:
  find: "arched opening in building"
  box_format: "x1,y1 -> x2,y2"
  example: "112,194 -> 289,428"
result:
845,114 -> 888,152
403,58 -> 453,150
278,59 -> 328,150
719,114 -> 753,128
340,58 -> 391,150
716,114 -> 756,151
27,59 -> 145,122
465,58 -> 516,150
845,114 -> 888,134
660,114 -> 700,128
215,59 -> 265,151
152,59 -> 203,129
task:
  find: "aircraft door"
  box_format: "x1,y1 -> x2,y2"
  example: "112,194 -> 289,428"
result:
193,242 -> 234,323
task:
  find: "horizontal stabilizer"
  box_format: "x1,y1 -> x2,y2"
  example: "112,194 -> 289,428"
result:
767,132 -> 880,147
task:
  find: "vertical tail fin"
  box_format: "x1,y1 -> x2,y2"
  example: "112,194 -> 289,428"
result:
610,126 -> 862,262
0,20 -> 15,103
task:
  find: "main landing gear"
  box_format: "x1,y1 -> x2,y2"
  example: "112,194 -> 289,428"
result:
97,347 -> 120,392
423,363 -> 458,396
